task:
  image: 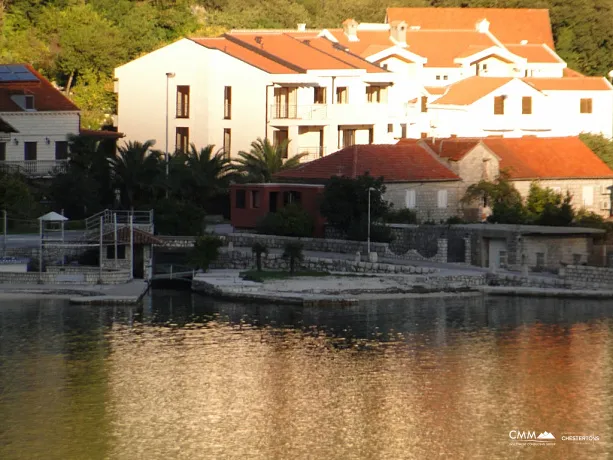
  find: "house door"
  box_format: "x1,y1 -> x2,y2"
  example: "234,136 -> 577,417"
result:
134,246 -> 144,279
269,192 -> 278,213
274,87 -> 296,118
273,129 -> 289,158
488,239 -> 507,269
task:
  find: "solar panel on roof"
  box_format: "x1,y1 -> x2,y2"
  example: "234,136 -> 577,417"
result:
0,65 -> 39,82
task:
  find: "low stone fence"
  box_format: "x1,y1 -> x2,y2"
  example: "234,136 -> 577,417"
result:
0,266 -> 131,285
487,273 -> 569,289
562,265 -> 613,289
211,249 -> 438,275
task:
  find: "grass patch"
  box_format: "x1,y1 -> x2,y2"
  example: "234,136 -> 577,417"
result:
240,270 -> 330,283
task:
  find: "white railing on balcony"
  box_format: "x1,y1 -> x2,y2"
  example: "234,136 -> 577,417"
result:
269,104 -> 328,120
297,146 -> 326,163
0,160 -> 68,176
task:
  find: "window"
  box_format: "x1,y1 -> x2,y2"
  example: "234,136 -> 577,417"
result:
0,142 -> 5,161
420,96 -> 428,113
236,190 -> 246,209
55,141 -> 68,160
401,124 -> 407,138
314,87 -> 326,104
580,98 -> 593,114
405,189 -> 416,209
494,96 -> 505,115
25,95 -> 34,110
223,128 -> 232,157
443,75 -> 448,81
482,63 -> 488,71
522,96 -> 532,115
366,86 -> 386,103
176,85 -> 190,118
224,86 -> 232,119
336,87 -> 348,104
582,185 -> 594,206
340,128 -> 355,148
536,252 -> 545,268
437,190 -> 448,208
251,190 -> 261,208
573,254 -> 582,265
436,75 -> 441,81
499,250 -> 508,268
420,132 -> 428,139
387,123 -> 394,134
24,142 -> 37,161
175,127 -> 189,154
106,245 -> 126,260
283,191 -> 302,205
273,129 -> 288,158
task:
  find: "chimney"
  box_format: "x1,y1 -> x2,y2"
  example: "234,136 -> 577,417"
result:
390,20 -> 407,46
342,18 -> 359,42
297,23 -> 306,31
476,18 -> 490,33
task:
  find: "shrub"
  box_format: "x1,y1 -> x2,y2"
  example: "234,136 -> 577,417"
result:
251,242 -> 268,272
385,208 -> 417,224
154,198 -> 206,235
282,241 -> 304,274
574,209 -> 608,229
256,203 -> 314,237
190,234 -> 224,272
445,216 -> 465,225
346,218 -> 394,243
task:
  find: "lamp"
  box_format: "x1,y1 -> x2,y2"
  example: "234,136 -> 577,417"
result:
13,138 -> 18,146
45,137 -> 50,145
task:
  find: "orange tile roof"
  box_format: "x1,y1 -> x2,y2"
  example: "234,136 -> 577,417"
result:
482,137 -> 613,179
425,86 -> 447,95
386,7 -> 554,47
327,29 -> 392,56
190,37 -> 298,74
523,77 -> 611,91
0,64 -> 79,112
505,44 -> 562,63
275,144 -> 459,182
301,38 -> 387,73
226,33 -> 359,71
430,77 -> 512,105
409,138 -> 481,161
563,68 -> 584,77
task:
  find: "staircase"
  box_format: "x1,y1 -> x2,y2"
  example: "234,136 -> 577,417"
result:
84,209 -> 154,240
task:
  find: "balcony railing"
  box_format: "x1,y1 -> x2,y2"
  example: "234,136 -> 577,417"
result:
269,104 -> 328,120
0,160 -> 68,177
297,146 -> 326,163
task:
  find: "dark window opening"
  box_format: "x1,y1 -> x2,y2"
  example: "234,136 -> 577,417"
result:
176,127 -> 189,154
55,141 -> 68,160
236,190 -> 246,209
0,142 -> 5,161
24,142 -> 37,161
25,95 -> 35,110
106,245 -> 126,260
176,85 -> 190,118
251,190 -> 260,208
224,86 -> 232,119
283,191 -> 302,206
269,192 -> 278,213
314,87 -> 326,104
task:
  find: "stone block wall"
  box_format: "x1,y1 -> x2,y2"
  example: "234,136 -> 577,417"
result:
563,265 -> 613,289
0,267 -> 131,285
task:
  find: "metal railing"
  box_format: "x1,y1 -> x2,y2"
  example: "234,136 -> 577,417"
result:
0,160 -> 68,176
269,104 -> 328,120
297,146 -> 326,162
85,209 -> 154,239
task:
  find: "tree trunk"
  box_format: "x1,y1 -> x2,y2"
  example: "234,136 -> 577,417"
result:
256,254 -> 262,272
65,70 -> 75,95
290,257 -> 295,274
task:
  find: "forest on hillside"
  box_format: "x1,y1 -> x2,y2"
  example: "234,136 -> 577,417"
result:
1,0 -> 612,129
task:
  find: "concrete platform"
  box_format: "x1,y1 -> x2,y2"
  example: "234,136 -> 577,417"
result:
479,286 -> 613,298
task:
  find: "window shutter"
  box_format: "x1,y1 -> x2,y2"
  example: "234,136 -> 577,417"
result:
437,190 -> 448,208
582,186 -> 594,206
494,96 -> 504,115
421,96 -> 428,113
521,96 -> 532,115
405,189 -> 416,209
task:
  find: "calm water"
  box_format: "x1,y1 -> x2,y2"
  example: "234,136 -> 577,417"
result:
0,292 -> 612,460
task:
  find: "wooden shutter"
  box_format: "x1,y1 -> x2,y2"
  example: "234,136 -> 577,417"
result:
224,86 -> 232,119
493,96 -> 504,115
580,98 -> 593,114
521,96 -> 532,115
420,96 -> 428,113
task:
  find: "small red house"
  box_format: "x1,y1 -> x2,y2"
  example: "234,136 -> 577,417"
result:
230,183 -> 326,237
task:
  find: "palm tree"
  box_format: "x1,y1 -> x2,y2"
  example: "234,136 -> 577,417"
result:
236,137 -> 306,183
282,241 -> 304,275
108,140 -> 161,209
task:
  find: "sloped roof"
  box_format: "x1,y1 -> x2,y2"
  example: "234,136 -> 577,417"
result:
0,116 -> 17,133
401,138 -> 481,161
430,77 -> 513,105
385,7 -> 554,47
523,77 -> 611,91
504,44 -> 563,64
482,137 -> 613,179
0,64 -> 79,112
424,86 -> 447,96
275,144 -> 459,182
101,227 -> 163,245
301,38 -> 387,73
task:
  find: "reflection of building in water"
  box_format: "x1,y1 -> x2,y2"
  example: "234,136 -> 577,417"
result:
104,295 -> 613,459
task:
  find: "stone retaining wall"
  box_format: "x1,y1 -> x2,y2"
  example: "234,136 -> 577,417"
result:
487,273 -> 569,289
562,265 -> 613,289
211,249 -> 438,275
0,267 -> 131,285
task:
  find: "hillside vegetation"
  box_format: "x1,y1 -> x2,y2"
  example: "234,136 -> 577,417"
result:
1,0 -> 612,128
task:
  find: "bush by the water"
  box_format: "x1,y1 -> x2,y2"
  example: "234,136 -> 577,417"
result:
256,204 -> 314,237
190,234 -> 224,271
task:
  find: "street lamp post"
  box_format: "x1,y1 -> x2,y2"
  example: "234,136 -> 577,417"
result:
367,187 -> 376,255
165,72 -> 176,198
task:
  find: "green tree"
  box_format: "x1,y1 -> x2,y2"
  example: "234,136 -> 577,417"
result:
579,133 -> 613,169
0,171 -> 38,225
256,203 -> 315,237
462,171 -> 526,224
236,137 -> 305,183
251,242 -> 268,272
190,234 -> 224,271
109,140 -> 161,210
525,182 -> 575,226
282,241 -> 304,274
320,173 -> 389,235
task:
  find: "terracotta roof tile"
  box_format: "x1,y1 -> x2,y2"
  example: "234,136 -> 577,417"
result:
80,128 -> 125,139
523,77 -> 611,91
275,144 -> 459,182
424,86 -> 447,95
563,68 -> 584,77
482,137 -> 613,179
0,64 -> 79,112
301,38 -> 388,73
405,138 -> 481,161
101,227 -> 163,245
505,44 -> 562,63
430,76 -> 513,105
191,37 -> 298,74
386,7 -> 554,47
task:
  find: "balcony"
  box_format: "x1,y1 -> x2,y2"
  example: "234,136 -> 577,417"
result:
297,146 -> 326,163
0,160 -> 68,177
269,104 -> 328,121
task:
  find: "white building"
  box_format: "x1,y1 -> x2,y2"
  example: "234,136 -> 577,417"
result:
114,33 -> 417,161
0,64 -> 81,176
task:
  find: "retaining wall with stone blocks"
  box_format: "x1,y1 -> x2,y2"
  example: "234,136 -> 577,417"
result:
563,265 -> 613,289
488,273 -> 569,289
210,250 -> 438,275
0,267 -> 131,285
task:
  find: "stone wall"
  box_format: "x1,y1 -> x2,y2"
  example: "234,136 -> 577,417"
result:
0,266 -> 131,285
487,273 -> 569,289
562,265 -> 613,289
210,249 -> 438,275
385,182 -> 465,223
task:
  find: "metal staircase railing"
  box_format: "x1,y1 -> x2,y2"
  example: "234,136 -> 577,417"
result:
84,209 -> 154,240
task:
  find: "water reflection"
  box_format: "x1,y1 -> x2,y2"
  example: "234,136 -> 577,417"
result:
0,292 -> 611,459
